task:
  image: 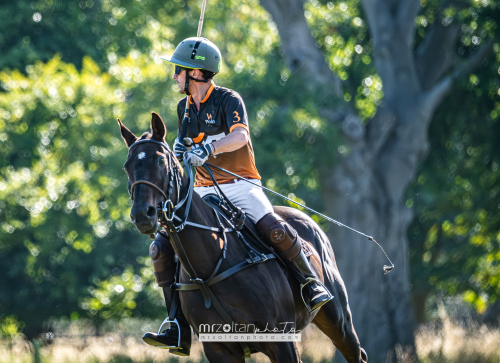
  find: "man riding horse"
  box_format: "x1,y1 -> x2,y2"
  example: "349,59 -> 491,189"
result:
143,37 -> 333,351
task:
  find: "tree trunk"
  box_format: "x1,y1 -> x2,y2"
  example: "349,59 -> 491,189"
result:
260,0 -> 463,361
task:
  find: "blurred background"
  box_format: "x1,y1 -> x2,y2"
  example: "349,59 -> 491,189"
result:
0,0 -> 499,362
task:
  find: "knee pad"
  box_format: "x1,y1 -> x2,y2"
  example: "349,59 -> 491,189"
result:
149,234 -> 176,287
256,213 -> 301,260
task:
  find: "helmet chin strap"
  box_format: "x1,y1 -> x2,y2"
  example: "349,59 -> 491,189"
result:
184,70 -> 211,96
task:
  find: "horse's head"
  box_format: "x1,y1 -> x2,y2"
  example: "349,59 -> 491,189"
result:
118,112 -> 174,235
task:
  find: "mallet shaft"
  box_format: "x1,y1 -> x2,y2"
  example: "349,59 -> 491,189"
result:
197,0 -> 208,37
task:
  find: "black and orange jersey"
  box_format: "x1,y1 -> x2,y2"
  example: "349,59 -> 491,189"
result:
176,84 -> 261,187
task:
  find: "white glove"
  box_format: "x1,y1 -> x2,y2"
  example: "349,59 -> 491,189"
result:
173,138 -> 188,160
184,144 -> 214,167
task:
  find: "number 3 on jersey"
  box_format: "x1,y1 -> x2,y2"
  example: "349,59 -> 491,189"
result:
233,111 -> 241,123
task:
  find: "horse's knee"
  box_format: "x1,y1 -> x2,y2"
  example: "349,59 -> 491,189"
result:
149,233 -> 176,287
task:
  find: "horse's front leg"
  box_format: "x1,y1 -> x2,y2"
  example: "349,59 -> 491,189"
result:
261,341 -> 301,363
202,342 -> 246,363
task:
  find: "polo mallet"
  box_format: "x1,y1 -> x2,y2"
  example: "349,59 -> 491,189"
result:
154,0 -> 209,336
179,0 -> 209,147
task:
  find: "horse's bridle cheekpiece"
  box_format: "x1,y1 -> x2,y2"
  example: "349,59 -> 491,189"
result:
127,138 -> 191,235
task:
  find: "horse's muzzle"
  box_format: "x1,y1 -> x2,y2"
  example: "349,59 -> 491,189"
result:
131,204 -> 158,234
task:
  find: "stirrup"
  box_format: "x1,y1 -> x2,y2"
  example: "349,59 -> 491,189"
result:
300,278 -> 334,313
155,317 -> 181,349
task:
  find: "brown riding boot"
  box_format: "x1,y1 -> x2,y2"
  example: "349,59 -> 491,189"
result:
142,233 -> 191,356
256,213 -> 333,313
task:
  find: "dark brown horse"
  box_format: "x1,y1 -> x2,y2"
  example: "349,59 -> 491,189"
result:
118,112 -> 367,363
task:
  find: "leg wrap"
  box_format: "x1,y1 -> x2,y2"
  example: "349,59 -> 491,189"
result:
256,213 -> 302,261
149,233 -> 176,288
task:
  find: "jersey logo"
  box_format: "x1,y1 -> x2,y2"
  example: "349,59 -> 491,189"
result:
205,113 -> 215,125
233,111 -> 241,123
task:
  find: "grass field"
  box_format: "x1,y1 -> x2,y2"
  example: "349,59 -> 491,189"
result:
1,315 -> 499,363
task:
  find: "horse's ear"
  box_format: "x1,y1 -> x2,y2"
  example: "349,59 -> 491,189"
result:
117,118 -> 137,147
151,112 -> 166,142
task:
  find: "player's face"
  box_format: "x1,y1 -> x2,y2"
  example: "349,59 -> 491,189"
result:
172,66 -> 188,94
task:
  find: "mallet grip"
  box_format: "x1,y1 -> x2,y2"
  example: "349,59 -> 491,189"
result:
179,116 -> 190,144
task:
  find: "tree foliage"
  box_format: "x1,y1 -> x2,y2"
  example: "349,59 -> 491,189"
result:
406,0 -> 500,317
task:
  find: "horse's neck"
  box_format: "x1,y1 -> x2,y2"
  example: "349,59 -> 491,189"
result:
172,174 -> 228,279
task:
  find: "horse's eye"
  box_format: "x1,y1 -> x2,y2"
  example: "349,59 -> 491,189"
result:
159,157 -> 166,165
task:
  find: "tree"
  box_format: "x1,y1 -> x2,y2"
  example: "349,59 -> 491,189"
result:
407,38 -> 500,324
260,0 -> 498,360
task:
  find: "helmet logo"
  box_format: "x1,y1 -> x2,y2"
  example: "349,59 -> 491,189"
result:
195,55 -> 205,61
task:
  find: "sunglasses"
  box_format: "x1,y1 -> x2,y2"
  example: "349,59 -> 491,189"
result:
174,65 -> 187,76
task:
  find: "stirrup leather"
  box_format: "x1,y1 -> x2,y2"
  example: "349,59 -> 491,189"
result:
300,277 -> 334,313
155,317 -> 181,349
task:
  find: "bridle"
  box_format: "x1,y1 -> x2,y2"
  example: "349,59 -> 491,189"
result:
127,138 -> 193,232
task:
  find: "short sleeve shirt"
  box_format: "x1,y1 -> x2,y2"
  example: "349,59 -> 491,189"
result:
176,84 -> 261,187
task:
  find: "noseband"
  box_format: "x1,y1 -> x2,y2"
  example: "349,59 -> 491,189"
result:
127,138 -> 193,228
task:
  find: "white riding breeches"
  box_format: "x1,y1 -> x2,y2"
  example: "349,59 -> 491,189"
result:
194,179 -> 274,224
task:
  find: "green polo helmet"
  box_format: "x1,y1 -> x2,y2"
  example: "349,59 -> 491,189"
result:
160,37 -> 222,74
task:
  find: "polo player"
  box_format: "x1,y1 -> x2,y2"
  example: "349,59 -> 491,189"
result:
142,37 -> 333,353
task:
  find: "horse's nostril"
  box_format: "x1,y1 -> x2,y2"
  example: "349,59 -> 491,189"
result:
147,206 -> 156,218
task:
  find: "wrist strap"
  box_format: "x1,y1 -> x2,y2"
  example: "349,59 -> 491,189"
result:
207,143 -> 215,155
